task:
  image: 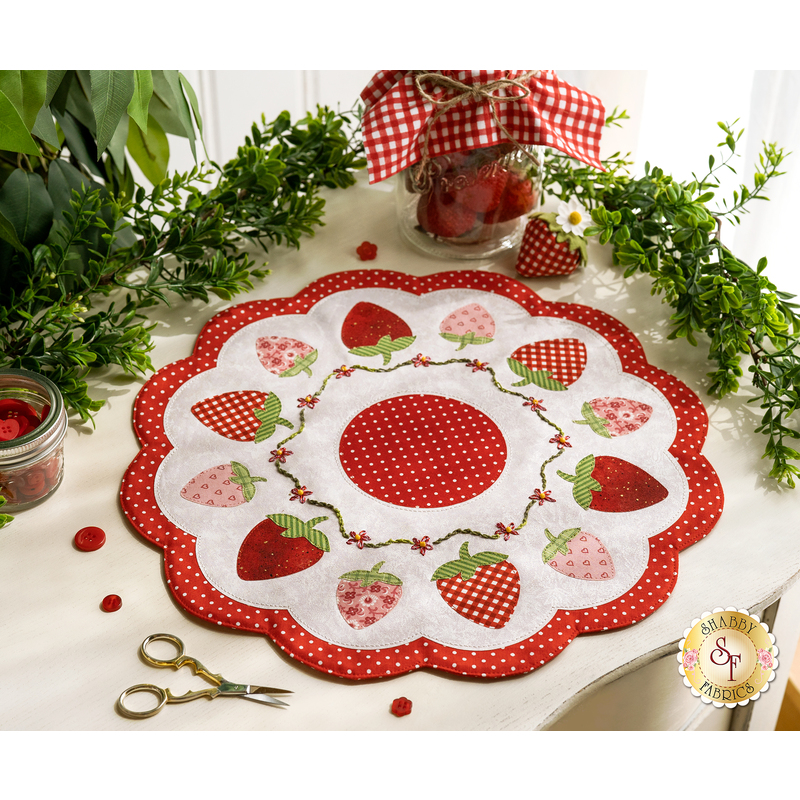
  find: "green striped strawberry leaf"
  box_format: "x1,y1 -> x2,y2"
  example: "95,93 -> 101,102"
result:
541,528 -> 582,563
439,331 -> 494,351
279,349 -> 318,377
573,402 -> 611,438
339,561 -> 403,587
253,393 -> 294,443
229,461 -> 267,502
349,335 -> 416,366
557,455 -> 601,509
507,357 -> 567,390
268,513 -> 330,552
431,542 -> 508,581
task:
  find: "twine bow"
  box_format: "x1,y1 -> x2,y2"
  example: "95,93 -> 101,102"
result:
411,71 -> 542,192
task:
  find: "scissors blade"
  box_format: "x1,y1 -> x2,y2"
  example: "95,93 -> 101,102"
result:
243,692 -> 290,708
247,684 -> 293,696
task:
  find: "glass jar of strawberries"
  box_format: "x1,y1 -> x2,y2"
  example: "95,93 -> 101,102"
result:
397,141 -> 543,260
0,369 -> 67,510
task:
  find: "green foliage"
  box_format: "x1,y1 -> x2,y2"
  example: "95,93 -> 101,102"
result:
0,70 -> 366,424
544,111 -> 800,487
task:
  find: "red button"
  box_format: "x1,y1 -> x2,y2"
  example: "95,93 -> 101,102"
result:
74,526 -> 106,551
391,697 -> 412,717
101,594 -> 122,612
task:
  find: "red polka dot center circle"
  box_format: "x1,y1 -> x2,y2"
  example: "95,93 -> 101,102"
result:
338,394 -> 507,508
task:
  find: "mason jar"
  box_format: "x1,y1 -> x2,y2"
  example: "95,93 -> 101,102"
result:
0,369 -> 67,511
396,142 -> 543,260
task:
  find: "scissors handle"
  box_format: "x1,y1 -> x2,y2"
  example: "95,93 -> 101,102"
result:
117,684 -> 168,719
139,633 -> 226,686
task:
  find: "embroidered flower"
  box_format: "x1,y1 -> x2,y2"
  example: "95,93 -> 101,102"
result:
496,522 -> 519,541
347,530 -> 370,549
466,359 -> 489,372
529,489 -> 555,506
411,536 -> 433,555
757,648 -> 774,670
549,433 -> 571,450
297,395 -> 320,409
290,486 -> 313,503
334,365 -> 355,378
683,648 -> 699,671
269,447 -> 293,463
412,354 -> 432,368
523,398 -> 546,412
356,241 -> 378,261
556,197 -> 591,236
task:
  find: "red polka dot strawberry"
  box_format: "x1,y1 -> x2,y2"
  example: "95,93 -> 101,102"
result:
432,542 -> 520,629
439,303 -> 496,351
341,302 -> 416,366
336,561 -> 404,630
237,513 -> 330,580
542,527 -> 615,581
191,391 -> 294,443
573,397 -> 653,439
255,336 -> 318,377
557,454 -> 668,512
181,461 -> 266,508
507,338 -> 587,390
515,198 -> 590,278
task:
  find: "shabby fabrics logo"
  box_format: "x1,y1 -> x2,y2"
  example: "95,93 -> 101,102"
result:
679,607 -> 779,708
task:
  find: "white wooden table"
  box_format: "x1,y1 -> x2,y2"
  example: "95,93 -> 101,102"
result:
3,173 -> 799,731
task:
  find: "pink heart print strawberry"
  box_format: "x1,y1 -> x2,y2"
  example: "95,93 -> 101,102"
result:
255,336 -> 318,377
336,561 -> 403,630
432,542 -> 520,629
507,338 -> 587,391
542,527 -> 615,581
191,391 -> 294,443
439,304 -> 496,351
180,461 -> 266,507
573,397 -> 653,438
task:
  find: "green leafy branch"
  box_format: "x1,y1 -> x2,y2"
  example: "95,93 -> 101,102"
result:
544,112 -> 799,486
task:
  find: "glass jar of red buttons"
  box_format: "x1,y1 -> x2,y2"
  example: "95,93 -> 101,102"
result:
396,142 -> 543,260
0,369 -> 67,510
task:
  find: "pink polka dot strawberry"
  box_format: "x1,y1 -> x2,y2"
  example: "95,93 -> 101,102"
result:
341,302 -> 416,366
542,527 -> 615,581
507,338 -> 587,390
191,391 -> 294,443
432,542 -> 520,629
255,336 -> 318,377
336,561 -> 403,630
439,303 -> 496,351
515,198 -> 590,278
237,513 -> 330,580
557,454 -> 668,512
181,461 -> 266,507
573,397 -> 654,439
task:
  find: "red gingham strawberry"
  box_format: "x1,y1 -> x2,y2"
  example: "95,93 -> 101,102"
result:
432,542 -> 520,629
191,391 -> 293,443
507,338 -> 587,390
542,527 -> 615,581
341,302 -> 415,365
574,397 -> 654,439
255,336 -> 318,377
515,213 -> 588,278
416,187 -> 476,238
336,561 -> 403,630
439,303 -> 496,350
557,454 -> 668,512
237,513 -> 330,580
180,461 -> 266,508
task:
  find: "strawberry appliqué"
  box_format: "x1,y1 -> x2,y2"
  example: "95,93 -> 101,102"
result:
191,391 -> 293,443
557,454 -> 668,512
542,528 -> 615,581
515,212 -> 588,278
256,336 -> 318,377
574,397 -> 653,438
507,338 -> 587,390
237,514 -> 330,580
181,461 -> 266,507
439,304 -> 496,350
341,302 -> 415,365
432,542 -> 520,629
336,562 -> 403,630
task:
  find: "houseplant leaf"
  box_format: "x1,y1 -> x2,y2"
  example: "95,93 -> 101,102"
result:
0,70 -> 47,131
90,70 -> 135,155
127,70 -> 153,134
0,90 -> 39,155
0,169 -> 54,249
126,114 -> 169,186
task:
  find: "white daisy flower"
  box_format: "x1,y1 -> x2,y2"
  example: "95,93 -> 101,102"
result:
556,197 -> 591,236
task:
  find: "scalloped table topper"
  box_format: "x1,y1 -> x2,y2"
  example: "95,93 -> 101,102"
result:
121,270 -> 723,680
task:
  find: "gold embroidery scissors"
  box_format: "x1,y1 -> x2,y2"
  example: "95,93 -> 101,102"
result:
117,633 -> 291,718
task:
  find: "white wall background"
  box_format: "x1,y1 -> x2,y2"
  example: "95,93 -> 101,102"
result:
167,70 -> 800,299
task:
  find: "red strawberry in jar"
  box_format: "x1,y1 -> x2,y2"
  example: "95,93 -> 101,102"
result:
336,562 -> 403,630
